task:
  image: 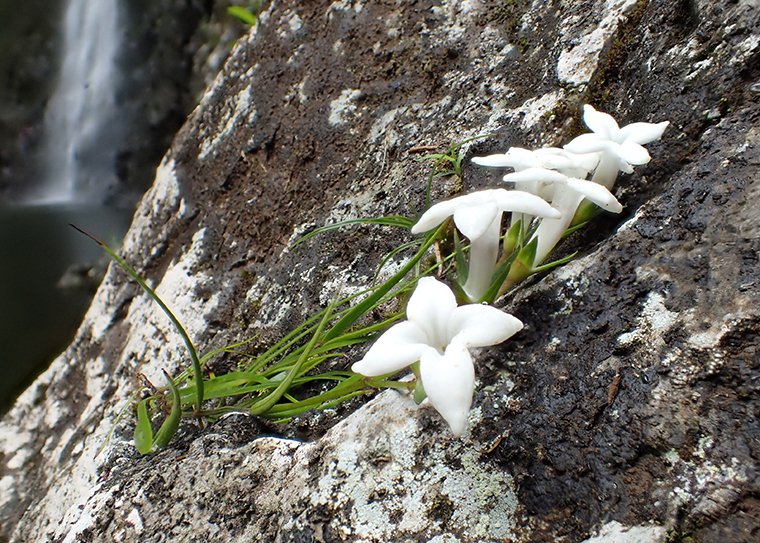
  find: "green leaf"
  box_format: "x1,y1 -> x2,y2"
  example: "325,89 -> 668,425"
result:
152,370 -> 183,451
98,389 -> 143,457
478,246 -> 519,303
134,399 -> 153,455
531,251 -> 578,274
453,229 -> 468,285
71,225 -> 204,415
418,133 -> 497,208
291,216 -> 416,248
570,199 -> 602,227
263,374 -> 367,417
250,295 -> 339,416
517,237 -> 538,270
413,378 -> 427,404
322,222 -> 446,343
227,6 -> 258,25
560,220 -> 588,241
504,219 -> 522,255
373,240 -> 424,285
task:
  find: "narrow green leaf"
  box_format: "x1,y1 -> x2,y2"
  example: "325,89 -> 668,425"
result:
413,378 -> 427,404
263,374 -> 367,416
478,248 -> 519,303
453,229 -> 468,285
322,222 -> 445,343
152,370 -> 183,451
227,6 -> 258,25
134,399 -> 153,455
517,237 -> 538,270
414,153 -> 446,162
570,199 -> 602,227
373,240 -> 423,284
504,219 -> 522,255
249,296 -> 339,416
97,389 -> 143,457
71,225 -> 205,414
531,251 -> 578,274
291,216 -> 416,248
560,221 -> 588,241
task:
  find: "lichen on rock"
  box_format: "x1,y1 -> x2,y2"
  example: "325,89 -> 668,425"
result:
2,0 -> 760,541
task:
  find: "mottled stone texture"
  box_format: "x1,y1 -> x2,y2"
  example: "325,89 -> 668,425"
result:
1,0 -> 759,541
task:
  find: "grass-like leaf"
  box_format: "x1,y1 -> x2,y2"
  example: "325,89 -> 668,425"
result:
227,6 -> 258,25
249,295 -> 339,416
152,369 -> 183,451
323,223 -> 445,342
71,225 -> 205,415
134,399 -> 153,455
291,216 -> 416,248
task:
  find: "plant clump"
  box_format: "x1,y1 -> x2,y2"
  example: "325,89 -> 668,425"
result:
83,104 -> 668,450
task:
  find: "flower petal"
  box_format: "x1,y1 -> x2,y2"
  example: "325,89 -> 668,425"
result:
462,217 -> 501,302
613,141 -> 651,165
522,147 -> 591,176
453,200 -> 500,240
618,121 -> 669,145
502,167 -> 567,184
565,178 -> 623,213
449,304 -> 523,348
559,149 -> 601,176
351,321 -> 430,376
493,188 -> 563,219
475,147 -> 538,170
420,343 -> 475,437
583,104 -> 619,139
590,152 -> 623,189
411,198 -> 460,234
563,133 -> 610,155
532,185 -> 584,265
406,277 -> 457,349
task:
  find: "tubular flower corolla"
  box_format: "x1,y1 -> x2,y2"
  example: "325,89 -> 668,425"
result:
473,147 -> 599,229
502,167 -> 623,265
411,189 -> 561,301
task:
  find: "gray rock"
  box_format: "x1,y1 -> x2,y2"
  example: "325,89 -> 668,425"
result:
2,0 -> 759,541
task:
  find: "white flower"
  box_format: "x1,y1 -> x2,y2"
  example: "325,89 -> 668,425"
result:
563,104 -> 669,188
411,188 -> 561,301
473,147 -> 599,230
502,167 -> 623,265
351,277 -> 523,436
473,146 -> 598,179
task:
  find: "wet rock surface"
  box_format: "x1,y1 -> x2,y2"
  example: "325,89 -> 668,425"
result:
1,0 -> 759,541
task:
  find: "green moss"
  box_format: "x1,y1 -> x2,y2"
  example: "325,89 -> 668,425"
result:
427,495 -> 455,526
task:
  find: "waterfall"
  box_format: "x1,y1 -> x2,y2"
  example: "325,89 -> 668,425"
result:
35,0 -> 121,204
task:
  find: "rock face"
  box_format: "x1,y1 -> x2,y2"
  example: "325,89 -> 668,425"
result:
2,0 -> 760,541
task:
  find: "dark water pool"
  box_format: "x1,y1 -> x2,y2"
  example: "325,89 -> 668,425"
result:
0,202 -> 130,412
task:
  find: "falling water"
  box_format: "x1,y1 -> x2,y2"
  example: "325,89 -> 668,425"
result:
0,0 -> 130,409
36,0 -> 121,204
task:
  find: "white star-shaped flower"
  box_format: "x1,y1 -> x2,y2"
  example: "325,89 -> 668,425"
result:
502,167 -> 623,265
564,104 -> 669,188
351,277 -> 523,436
473,146 -> 598,180
411,189 -> 561,301
473,147 -> 599,231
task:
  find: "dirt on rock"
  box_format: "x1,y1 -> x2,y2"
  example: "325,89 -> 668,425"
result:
2,0 -> 760,542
